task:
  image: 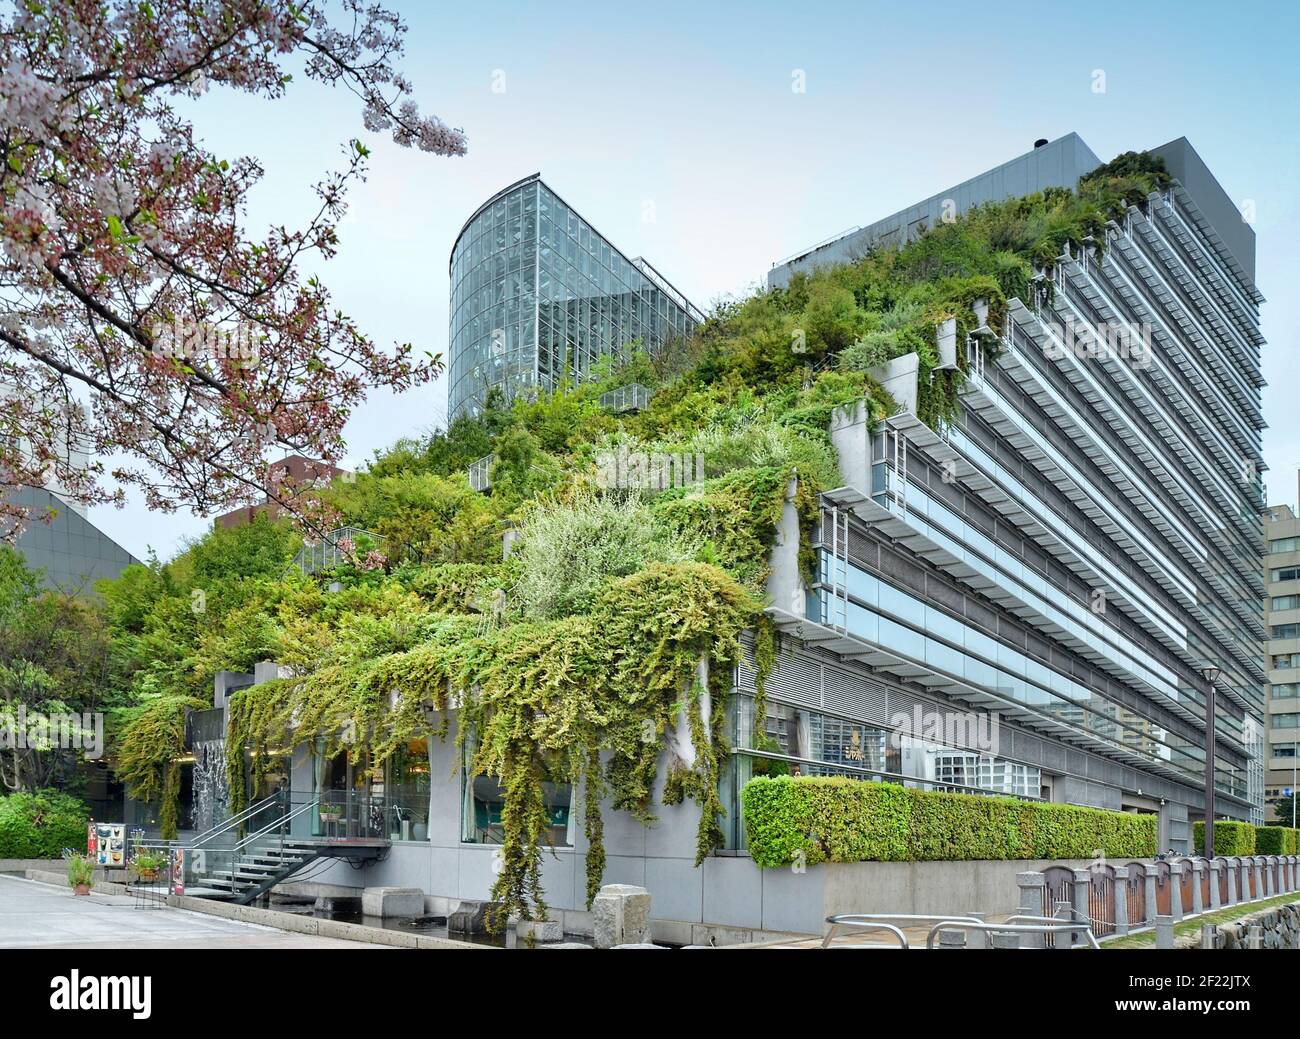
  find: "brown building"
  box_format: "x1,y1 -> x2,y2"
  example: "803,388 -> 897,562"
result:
214,454 -> 350,529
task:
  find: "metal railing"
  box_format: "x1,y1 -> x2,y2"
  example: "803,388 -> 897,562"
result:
823,914 -> 982,950
925,917 -> 1099,950
822,912 -> 1099,950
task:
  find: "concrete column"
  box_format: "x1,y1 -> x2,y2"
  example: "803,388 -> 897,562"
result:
989,932 -> 1020,949
1071,870 -> 1091,947
1016,871 -> 1046,916
1017,905 -> 1044,950
1208,860 -> 1222,910
1143,868 -> 1158,928
1169,861 -> 1186,921
937,929 -> 966,949
1225,858 -> 1238,905
965,911 -> 987,951
1190,860 -> 1205,915
1114,866 -> 1130,936
1200,924 -> 1217,950
1259,856 -> 1272,898
1247,925 -> 1263,950
1155,915 -> 1174,950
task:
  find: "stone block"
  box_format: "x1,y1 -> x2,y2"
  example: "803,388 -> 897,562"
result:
516,918 -> 564,942
361,886 -> 424,919
448,899 -> 500,934
592,884 -> 652,949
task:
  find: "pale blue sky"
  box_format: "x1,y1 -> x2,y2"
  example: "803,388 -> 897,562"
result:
87,0 -> 1300,560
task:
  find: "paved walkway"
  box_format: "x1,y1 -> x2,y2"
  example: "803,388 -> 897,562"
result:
0,875 -> 389,949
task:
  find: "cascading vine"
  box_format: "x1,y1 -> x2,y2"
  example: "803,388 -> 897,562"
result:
113,695 -> 205,839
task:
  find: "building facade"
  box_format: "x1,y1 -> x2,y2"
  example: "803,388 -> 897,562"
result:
165,134 -> 1266,937
761,133 -> 1267,846
1264,503 -> 1300,822
8,486 -> 137,591
447,174 -> 702,421
0,384 -> 137,591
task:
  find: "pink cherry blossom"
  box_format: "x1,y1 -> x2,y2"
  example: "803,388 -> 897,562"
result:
0,0 -> 467,540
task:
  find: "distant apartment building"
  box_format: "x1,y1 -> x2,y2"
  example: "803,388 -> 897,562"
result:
447,173 -> 703,421
1264,502 -> 1300,820
213,454 -> 349,530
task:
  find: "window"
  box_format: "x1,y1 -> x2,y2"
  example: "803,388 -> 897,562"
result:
459,737 -> 573,847
1273,653 -> 1300,669
1271,595 -> 1300,612
1271,624 -> 1300,639
386,738 -> 431,841
1271,537 -> 1300,554
1270,683 -> 1300,698
1271,714 -> 1300,730
1272,566 -> 1300,583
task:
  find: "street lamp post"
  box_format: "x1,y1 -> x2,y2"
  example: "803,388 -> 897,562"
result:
1202,666 -> 1221,859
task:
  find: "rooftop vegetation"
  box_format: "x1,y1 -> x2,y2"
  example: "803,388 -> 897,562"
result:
104,151 -> 1172,922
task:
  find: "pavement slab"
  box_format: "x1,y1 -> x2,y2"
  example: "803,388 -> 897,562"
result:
0,874 -> 390,950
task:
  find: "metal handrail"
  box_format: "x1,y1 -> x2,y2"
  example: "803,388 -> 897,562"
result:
132,793 -> 283,852
924,919 -> 1100,950
822,923 -> 909,949
188,794 -> 283,850
822,914 -> 982,949
230,797 -> 323,858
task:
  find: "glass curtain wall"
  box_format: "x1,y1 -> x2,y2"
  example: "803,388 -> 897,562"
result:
448,176 -> 700,421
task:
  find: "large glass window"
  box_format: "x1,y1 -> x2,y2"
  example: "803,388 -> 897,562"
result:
386,738 -> 431,842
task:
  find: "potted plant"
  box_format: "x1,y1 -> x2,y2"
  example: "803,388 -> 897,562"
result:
132,850 -> 167,881
65,853 -> 95,896
319,802 -> 342,824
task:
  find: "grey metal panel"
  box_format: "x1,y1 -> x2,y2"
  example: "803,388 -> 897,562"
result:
10,486 -> 137,592
1151,136 -> 1255,285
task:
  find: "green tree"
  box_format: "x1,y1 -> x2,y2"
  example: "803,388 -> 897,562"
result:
0,548 -> 112,792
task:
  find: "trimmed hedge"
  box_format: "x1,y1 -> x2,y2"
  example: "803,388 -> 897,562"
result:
0,790 -> 90,858
1192,821 -> 1300,856
741,776 -> 1157,868
1192,820 -> 1254,856
1256,826 -> 1287,855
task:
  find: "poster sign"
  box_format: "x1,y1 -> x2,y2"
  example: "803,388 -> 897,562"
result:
171,848 -> 185,896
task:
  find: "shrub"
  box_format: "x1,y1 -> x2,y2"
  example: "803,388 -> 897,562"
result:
1255,826 -> 1288,855
741,776 -> 1156,868
507,493 -> 699,620
1193,820 -> 1255,856
0,790 -> 90,859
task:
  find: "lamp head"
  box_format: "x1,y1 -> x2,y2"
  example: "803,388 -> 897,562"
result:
1201,665 -> 1221,685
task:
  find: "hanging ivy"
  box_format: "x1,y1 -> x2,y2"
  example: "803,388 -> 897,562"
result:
114,695 -> 205,839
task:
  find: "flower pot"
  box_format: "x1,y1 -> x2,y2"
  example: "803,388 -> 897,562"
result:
136,868 -> 159,881
73,883 -> 91,896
